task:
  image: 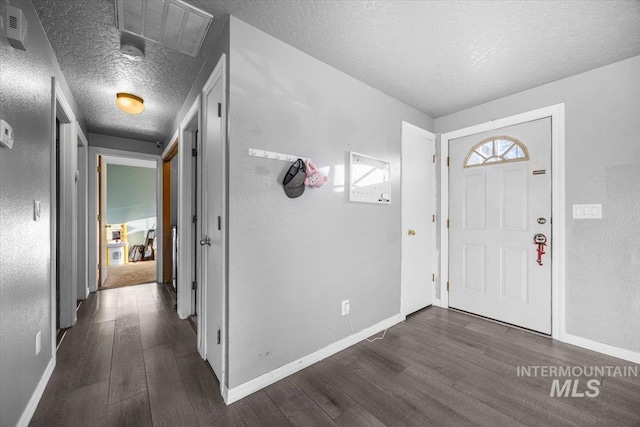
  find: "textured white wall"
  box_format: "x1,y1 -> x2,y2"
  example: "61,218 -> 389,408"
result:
435,55 -> 640,353
0,2 -> 81,426
226,17 -> 433,388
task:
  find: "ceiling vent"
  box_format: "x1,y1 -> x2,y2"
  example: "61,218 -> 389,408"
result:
115,0 -> 212,57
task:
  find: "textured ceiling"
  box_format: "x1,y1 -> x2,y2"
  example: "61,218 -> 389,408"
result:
34,0 -> 640,142
33,0 -> 227,142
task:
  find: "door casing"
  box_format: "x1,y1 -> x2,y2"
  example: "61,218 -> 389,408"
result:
199,54 -> 228,397
52,78 -> 77,334
439,104 -> 565,339
87,147 -> 162,292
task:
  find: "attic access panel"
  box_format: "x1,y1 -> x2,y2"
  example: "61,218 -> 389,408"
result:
115,0 -> 213,57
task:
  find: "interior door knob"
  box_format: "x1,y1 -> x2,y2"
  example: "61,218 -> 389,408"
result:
407,229 -> 416,236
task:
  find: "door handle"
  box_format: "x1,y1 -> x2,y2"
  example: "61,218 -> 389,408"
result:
407,229 -> 416,236
200,237 -> 211,246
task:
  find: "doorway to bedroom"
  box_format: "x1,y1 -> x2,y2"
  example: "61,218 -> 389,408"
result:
100,155 -> 158,289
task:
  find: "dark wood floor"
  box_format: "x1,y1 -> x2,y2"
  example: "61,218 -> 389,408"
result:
32,284 -> 640,426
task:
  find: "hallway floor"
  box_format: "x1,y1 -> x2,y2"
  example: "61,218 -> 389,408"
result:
32,284 -> 639,426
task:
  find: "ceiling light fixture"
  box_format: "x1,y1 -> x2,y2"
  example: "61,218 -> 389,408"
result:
116,93 -> 144,115
120,42 -> 144,60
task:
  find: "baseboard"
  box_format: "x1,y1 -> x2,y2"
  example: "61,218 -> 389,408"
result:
17,356 -> 55,427
222,384 -> 229,402
224,313 -> 403,405
561,332 -> 640,364
433,298 -> 442,307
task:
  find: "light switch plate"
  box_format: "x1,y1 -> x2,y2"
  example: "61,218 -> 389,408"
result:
573,204 -> 602,219
35,330 -> 41,355
34,200 -> 41,221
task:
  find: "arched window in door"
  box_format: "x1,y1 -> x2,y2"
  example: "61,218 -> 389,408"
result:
464,135 -> 529,168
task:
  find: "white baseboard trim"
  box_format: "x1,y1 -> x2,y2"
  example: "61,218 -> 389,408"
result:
561,332 -> 640,365
17,356 -> 55,427
224,313 -> 403,405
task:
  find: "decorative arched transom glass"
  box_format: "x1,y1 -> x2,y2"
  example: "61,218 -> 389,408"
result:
464,135 -> 529,168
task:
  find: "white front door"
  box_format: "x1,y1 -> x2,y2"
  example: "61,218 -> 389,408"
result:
401,122 -> 436,316
202,71 -> 224,381
449,118 -> 552,334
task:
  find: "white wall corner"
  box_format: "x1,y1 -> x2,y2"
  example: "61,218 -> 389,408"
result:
224,313 -> 403,405
16,357 -> 55,427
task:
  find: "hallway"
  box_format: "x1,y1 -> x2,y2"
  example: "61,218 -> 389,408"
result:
30,283 -> 221,426
30,283 -> 640,426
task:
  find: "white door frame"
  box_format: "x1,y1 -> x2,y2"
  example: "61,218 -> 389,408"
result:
52,78 -> 78,333
174,98 -> 200,322
400,121 -> 437,317
76,124 -> 89,300
87,147 -> 162,292
439,103 -> 565,339
200,53 -> 228,397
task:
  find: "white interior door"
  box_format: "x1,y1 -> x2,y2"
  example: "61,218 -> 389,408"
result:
202,70 -> 224,381
401,122 -> 436,316
449,118 -> 552,334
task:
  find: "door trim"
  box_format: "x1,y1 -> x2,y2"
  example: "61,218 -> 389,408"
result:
52,78 -> 78,335
76,124 -> 89,300
400,121 -> 436,317
176,99 -> 199,322
162,139 -> 178,285
200,53 -> 227,397
87,147 -> 162,292
439,103 -> 565,340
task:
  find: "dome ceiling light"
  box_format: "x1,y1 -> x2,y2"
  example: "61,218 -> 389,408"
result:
116,93 -> 144,115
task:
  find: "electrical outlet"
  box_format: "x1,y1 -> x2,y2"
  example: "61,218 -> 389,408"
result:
341,299 -> 350,316
35,330 -> 41,355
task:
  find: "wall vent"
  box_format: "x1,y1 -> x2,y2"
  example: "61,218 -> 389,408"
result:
5,5 -> 28,51
115,0 -> 212,57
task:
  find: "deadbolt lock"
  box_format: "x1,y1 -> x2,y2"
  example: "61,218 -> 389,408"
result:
407,229 -> 416,236
537,217 -> 546,225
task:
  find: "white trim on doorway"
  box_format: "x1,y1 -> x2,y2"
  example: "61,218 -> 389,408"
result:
76,124 -> 90,300
176,97 -> 200,322
200,53 -> 228,398
87,147 -> 162,292
439,103 -> 566,340
52,78 -> 78,332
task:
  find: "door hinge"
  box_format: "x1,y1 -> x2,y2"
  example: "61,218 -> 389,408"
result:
217,329 -> 221,345
97,214 -> 100,222
432,214 -> 436,223
432,154 -> 436,163
432,274 -> 435,282
446,157 -> 450,167
192,281 -> 197,290
446,219 -> 449,228
217,103 -> 222,118
217,216 -> 221,231
97,263 -> 100,270
447,281 -> 450,292
192,148 -> 198,157
192,214 -> 197,223
97,165 -> 101,173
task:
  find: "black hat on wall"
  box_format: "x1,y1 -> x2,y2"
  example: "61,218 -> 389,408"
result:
283,159 -> 307,198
